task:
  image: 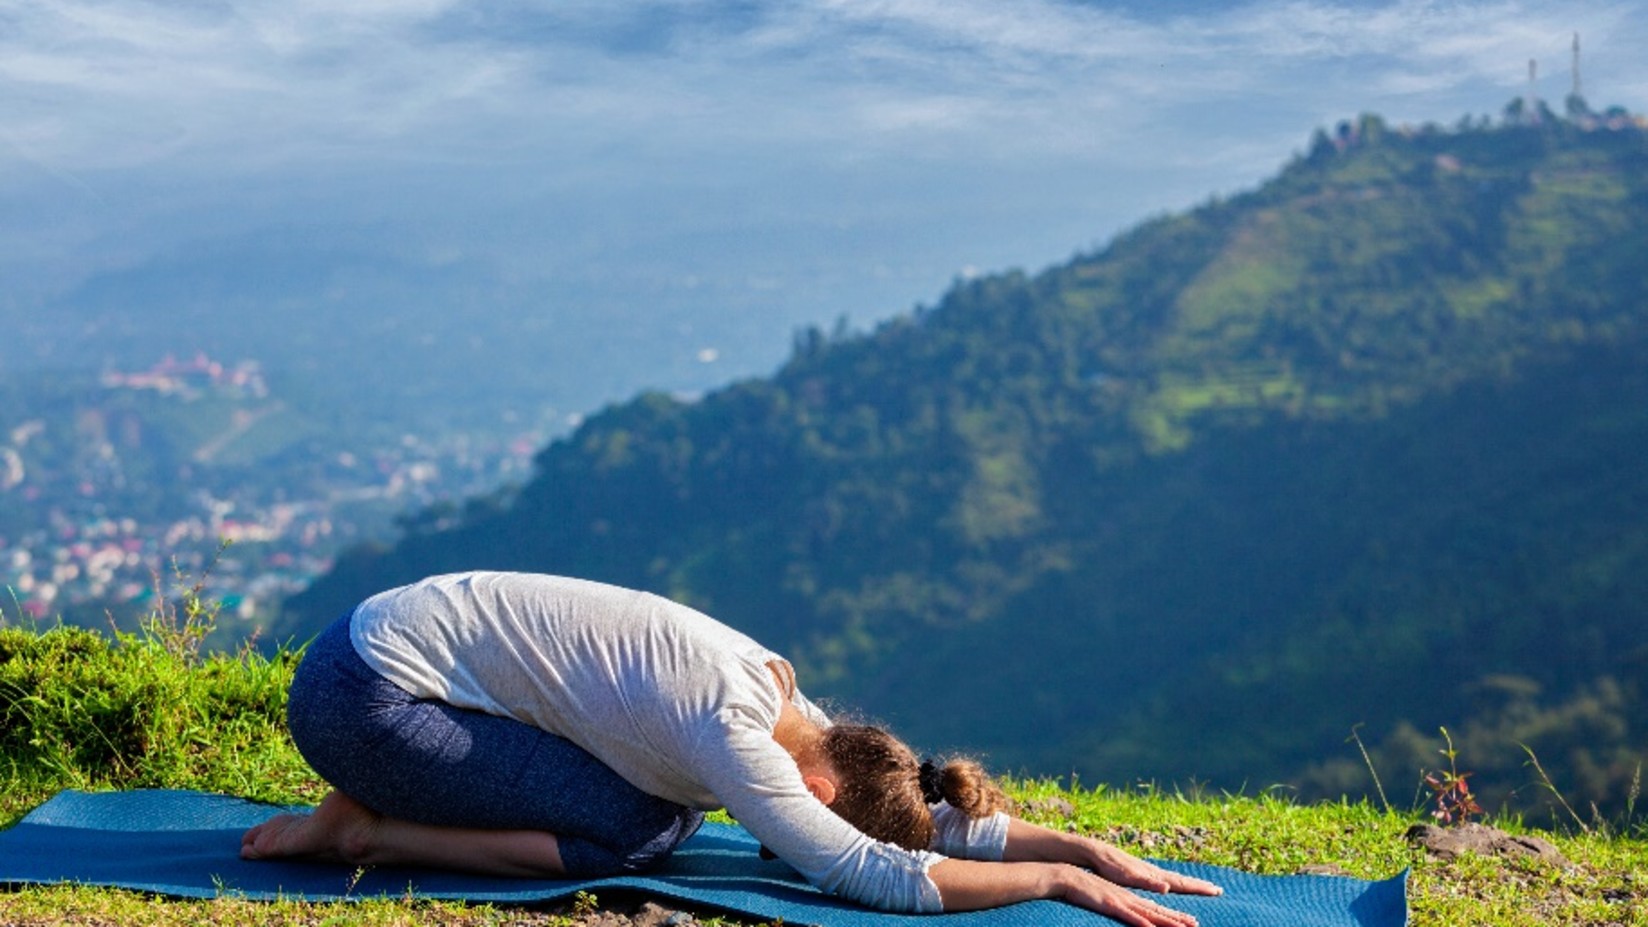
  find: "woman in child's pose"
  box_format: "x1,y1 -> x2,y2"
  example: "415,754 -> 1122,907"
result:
243,571 -> 1220,926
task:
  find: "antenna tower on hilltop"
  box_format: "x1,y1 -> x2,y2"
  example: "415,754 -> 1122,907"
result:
1526,58 -> 1540,123
1571,32 -> 1583,99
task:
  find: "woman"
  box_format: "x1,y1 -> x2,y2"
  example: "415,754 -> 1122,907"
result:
242,571 -> 1220,926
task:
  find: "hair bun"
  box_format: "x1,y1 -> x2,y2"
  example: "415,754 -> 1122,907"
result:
936,757 -> 1009,819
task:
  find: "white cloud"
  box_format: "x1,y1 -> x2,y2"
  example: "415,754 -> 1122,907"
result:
3,0 -> 1642,179
0,0 -> 541,171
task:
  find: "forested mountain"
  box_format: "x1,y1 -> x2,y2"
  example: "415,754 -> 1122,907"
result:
285,109 -> 1648,818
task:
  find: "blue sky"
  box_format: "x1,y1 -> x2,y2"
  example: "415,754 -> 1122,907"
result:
4,0 -> 1645,420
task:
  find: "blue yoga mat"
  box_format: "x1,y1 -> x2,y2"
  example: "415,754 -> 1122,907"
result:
0,790 -> 1406,927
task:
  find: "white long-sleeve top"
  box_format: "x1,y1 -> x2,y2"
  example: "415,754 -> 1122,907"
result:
348,571 -> 1008,912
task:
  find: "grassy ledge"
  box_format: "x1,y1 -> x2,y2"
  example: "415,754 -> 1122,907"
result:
3,604 -> 1644,926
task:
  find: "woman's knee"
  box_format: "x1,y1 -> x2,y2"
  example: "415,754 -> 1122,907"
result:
612,808 -> 705,873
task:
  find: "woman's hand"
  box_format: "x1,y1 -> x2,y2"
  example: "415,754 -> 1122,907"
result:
1001,816 -> 1223,897
1070,835 -> 1224,898
1050,863 -> 1204,927
930,859 -> 1203,927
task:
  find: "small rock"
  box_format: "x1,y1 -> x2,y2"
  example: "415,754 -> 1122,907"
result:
632,902 -> 692,927
1298,863 -> 1352,877
1170,825 -> 1208,848
1404,822 -> 1570,867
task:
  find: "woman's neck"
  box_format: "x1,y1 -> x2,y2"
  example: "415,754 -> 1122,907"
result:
772,700 -> 839,805
771,699 -> 823,760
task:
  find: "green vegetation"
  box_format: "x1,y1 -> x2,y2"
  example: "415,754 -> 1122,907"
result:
0,580 -> 317,822
2,599 -> 1644,925
286,110 -> 1648,822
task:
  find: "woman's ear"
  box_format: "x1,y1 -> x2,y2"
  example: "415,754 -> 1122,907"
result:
802,773 -> 837,806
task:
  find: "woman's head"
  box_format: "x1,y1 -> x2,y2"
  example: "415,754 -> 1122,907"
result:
817,724 -> 1008,850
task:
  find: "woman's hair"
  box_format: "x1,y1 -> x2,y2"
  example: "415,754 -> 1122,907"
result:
818,724 -> 1009,851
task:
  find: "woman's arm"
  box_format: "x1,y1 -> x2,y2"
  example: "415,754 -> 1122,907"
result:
923,817 -> 1223,924
1000,816 -> 1223,896
928,857 -> 1202,927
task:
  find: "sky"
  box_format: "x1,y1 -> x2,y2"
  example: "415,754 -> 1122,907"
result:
3,0 -> 1646,422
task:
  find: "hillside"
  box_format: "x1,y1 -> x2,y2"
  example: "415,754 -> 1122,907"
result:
285,109 -> 1648,817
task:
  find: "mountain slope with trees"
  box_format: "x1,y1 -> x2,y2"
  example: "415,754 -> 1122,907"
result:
285,108 -> 1648,818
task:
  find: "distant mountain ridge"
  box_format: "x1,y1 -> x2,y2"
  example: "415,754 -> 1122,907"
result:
286,110 -> 1648,816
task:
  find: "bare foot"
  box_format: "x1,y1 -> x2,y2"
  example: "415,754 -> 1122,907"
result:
241,790 -> 381,864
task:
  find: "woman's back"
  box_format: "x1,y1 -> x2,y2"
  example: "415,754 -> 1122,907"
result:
350,570 -> 789,809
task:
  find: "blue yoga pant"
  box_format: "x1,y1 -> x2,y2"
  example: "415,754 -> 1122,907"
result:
285,611 -> 705,876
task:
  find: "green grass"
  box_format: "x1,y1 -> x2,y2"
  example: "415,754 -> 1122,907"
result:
1010,780 -> 1645,926
3,595 -> 1644,926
